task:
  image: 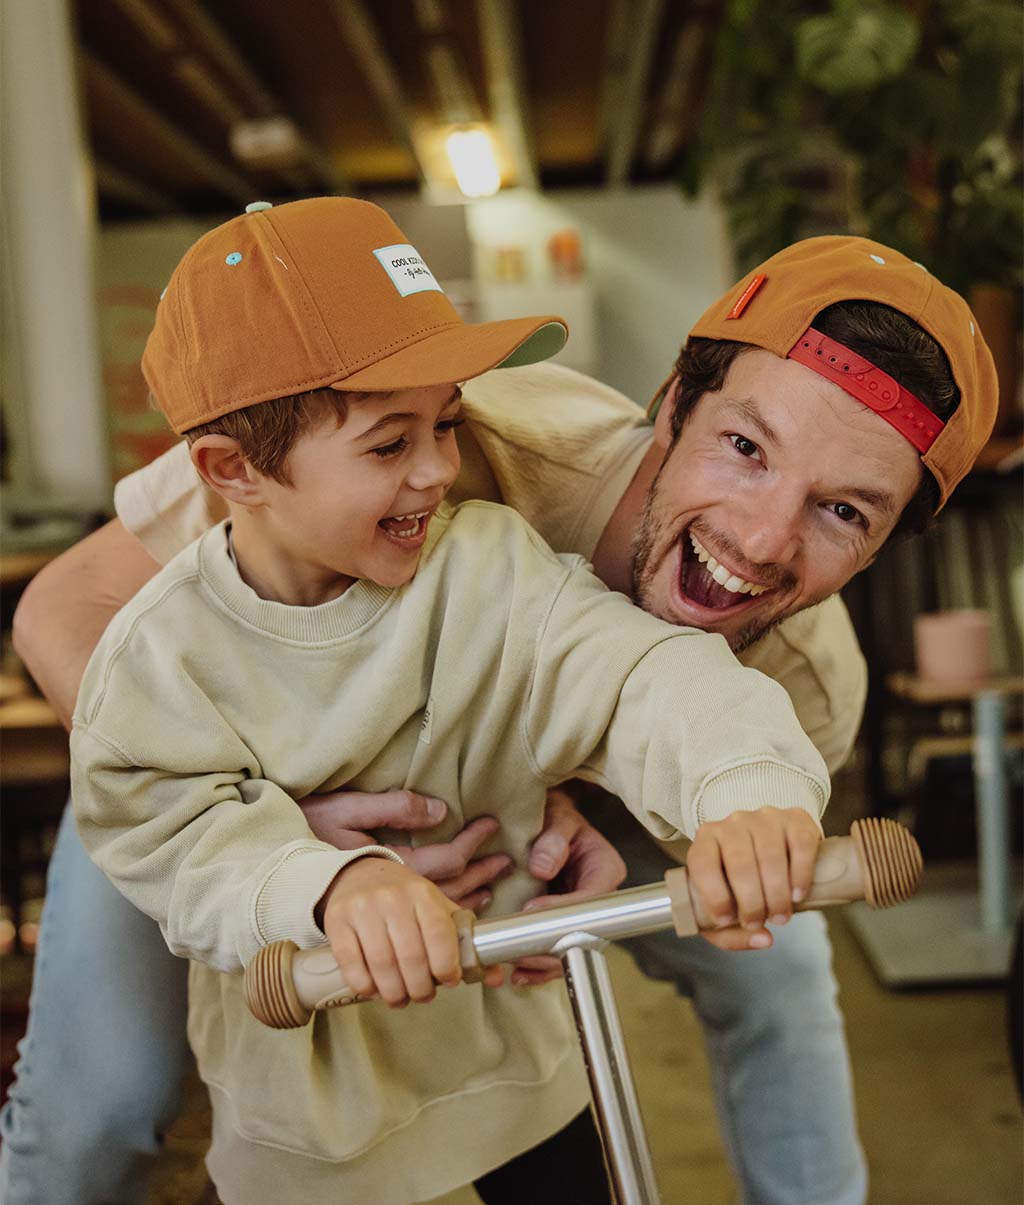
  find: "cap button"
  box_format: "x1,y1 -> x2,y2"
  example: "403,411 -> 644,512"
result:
245,200 -> 273,214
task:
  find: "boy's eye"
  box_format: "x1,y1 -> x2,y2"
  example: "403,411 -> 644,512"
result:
436,416 -> 465,435
371,436 -> 409,459
729,434 -> 761,459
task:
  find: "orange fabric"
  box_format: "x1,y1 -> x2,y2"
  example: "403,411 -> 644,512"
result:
689,236 -> 998,509
143,198 -> 567,434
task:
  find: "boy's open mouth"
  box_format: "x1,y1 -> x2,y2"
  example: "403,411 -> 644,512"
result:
378,509 -> 431,545
677,531 -> 771,612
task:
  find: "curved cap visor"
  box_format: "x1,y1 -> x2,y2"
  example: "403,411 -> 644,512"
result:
326,316 -> 568,391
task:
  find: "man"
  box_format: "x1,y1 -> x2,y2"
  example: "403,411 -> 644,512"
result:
2,234 -> 996,1205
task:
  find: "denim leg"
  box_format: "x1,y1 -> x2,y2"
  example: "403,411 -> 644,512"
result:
618,833 -> 867,1205
0,802 -> 190,1205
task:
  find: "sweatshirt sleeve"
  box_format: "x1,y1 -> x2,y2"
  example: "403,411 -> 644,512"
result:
71,654 -> 400,973
522,564 -> 830,842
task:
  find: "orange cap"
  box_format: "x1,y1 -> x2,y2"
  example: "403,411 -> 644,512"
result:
689,236 -> 999,509
143,197 -> 567,434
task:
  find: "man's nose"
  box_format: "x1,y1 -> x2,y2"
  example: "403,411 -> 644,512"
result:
732,482 -> 804,568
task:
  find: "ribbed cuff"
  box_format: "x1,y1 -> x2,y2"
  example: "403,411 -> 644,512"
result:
693,758 -> 828,830
250,844 -> 403,959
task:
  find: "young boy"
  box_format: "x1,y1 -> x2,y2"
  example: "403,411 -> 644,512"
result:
71,197 -> 830,1205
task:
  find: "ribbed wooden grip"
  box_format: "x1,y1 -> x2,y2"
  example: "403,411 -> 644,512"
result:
244,940 -> 310,1029
850,816 -> 923,907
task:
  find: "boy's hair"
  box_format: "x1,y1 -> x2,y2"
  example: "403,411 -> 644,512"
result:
669,301 -> 962,539
184,387 -> 368,485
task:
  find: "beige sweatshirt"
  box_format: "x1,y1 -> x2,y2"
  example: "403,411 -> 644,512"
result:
115,362 -> 867,777
72,500 -> 828,1204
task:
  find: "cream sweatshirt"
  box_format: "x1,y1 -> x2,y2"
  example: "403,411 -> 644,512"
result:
72,499 -> 828,1204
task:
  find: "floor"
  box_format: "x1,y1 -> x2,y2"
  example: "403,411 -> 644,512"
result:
140,908 -> 1021,1205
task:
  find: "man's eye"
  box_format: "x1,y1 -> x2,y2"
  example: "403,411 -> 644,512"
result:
729,434 -> 760,459
829,502 -> 863,525
371,436 -> 409,459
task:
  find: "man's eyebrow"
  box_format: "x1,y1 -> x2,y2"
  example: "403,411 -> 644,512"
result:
723,398 -> 780,447
843,485 -> 898,517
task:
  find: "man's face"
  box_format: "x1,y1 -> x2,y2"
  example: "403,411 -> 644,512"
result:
632,348 -> 924,651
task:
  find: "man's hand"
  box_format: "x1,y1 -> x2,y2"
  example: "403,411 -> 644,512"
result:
510,787 -> 628,987
318,858 -> 502,1009
300,789 -> 512,912
686,807 -> 821,951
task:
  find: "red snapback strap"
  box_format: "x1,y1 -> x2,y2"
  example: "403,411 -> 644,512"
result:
787,328 -> 944,454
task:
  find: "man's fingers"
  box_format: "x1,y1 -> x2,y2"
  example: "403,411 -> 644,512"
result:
565,831 -> 627,895
300,788 -> 447,841
429,852 -> 511,903
510,955 -> 563,986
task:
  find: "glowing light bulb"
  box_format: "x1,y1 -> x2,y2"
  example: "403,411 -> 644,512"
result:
445,128 -> 501,198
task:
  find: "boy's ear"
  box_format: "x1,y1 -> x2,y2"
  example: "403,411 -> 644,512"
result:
189,436 -> 265,506
652,375 -> 681,450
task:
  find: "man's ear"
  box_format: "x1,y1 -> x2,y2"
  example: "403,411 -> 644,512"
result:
189,436 -> 265,506
653,375 -> 681,450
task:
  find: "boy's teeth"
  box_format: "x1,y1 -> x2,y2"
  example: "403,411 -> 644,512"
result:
688,532 -> 768,597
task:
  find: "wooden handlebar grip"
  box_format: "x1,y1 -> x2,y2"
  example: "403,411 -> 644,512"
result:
244,908 -> 480,1029
665,817 -> 923,937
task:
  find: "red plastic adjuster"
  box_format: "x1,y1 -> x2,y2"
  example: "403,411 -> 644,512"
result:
787,328 -> 944,455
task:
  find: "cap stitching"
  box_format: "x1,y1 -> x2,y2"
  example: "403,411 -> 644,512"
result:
343,318 -> 467,372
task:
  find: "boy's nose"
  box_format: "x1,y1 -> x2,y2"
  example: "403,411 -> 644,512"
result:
408,441 -> 458,493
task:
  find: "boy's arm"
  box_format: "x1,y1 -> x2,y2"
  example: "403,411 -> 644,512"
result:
71,651 -> 402,973
524,566 -> 829,941
12,519 -> 162,729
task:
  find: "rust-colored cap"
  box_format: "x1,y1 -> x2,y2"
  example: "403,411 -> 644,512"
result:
689,236 -> 998,509
143,197 -> 567,434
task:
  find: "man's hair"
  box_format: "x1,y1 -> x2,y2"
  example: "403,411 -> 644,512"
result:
184,387 -> 363,485
669,301 -> 962,538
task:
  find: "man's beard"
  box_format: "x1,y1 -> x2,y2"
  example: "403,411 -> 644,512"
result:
629,465 -> 797,654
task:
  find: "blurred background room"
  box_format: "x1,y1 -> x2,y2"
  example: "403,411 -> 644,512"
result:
1,1 -> 1022,1202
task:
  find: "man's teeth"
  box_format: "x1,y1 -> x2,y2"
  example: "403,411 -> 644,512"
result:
689,533 -> 768,596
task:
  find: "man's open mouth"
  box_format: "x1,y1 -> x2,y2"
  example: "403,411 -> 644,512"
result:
677,531 -> 771,611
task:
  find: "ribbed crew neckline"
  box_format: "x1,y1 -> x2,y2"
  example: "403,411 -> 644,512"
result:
197,511 -> 449,643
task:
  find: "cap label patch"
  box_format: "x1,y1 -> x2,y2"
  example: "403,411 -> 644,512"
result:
372,244 -> 444,297
727,273 -> 766,319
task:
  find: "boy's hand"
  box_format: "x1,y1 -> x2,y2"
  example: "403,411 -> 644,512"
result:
687,807 -> 821,951
318,857 -> 502,1007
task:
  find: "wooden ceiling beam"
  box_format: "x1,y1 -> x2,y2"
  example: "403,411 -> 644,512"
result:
93,158 -> 182,215
644,18 -> 708,170
602,0 -> 665,187
80,49 -> 257,204
476,0 -> 538,190
147,0 -> 349,192
326,0 -> 431,188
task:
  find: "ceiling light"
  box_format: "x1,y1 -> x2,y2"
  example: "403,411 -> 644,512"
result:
445,127 -> 500,198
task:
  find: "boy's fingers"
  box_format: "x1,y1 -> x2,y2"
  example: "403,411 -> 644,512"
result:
751,816 -> 792,923
359,915 -> 409,1008
386,912 -> 437,1004
701,925 -> 773,952
328,928 -> 376,1000
787,821 -> 821,904
686,835 -> 737,927
301,788 -> 448,838
415,902 -> 462,989
483,964 -> 505,988
717,823 -> 766,928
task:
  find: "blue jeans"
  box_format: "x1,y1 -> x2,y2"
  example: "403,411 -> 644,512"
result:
0,803 -> 190,1204
616,828 -> 867,1205
0,805 -> 865,1205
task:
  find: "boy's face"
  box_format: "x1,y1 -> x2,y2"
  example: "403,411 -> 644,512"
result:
631,349 -> 923,651
254,384 -> 463,595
